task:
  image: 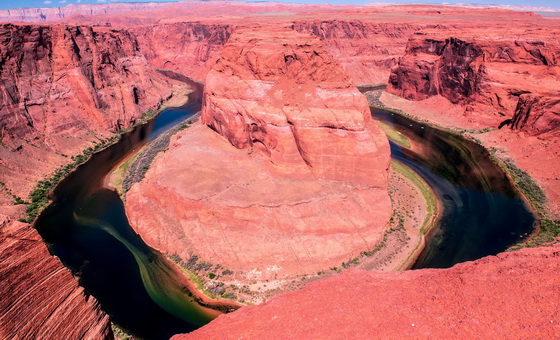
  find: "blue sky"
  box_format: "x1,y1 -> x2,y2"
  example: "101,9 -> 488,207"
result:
1,0 -> 559,11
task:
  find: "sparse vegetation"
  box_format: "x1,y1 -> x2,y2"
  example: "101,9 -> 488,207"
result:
111,323 -> 133,340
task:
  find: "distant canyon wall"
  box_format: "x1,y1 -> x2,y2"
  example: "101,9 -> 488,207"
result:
131,22 -> 232,82
387,34 -> 560,134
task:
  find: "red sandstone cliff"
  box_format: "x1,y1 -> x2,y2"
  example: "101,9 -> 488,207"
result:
0,22 -> 192,338
125,26 -> 391,289
387,34 -> 560,129
131,22 -> 232,82
176,244 -> 560,339
0,23 -> 191,198
293,21 -> 426,86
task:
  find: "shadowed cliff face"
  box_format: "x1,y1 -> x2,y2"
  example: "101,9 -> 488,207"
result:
132,22 -> 232,82
0,23 -> 191,198
387,34 -> 560,132
0,22 -> 192,340
511,94 -> 560,135
388,37 -> 486,103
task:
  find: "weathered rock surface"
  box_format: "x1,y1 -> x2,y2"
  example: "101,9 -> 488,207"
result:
176,244 -> 560,339
132,22 -> 232,82
202,26 -> 390,186
0,22 -> 191,339
293,20 -> 425,86
388,33 -> 560,129
126,26 -> 391,283
0,23 -> 191,198
0,213 -> 112,339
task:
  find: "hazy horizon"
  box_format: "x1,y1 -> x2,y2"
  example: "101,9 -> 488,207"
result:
1,0 -> 559,11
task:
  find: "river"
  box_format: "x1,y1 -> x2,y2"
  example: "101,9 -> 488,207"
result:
33,88 -> 535,339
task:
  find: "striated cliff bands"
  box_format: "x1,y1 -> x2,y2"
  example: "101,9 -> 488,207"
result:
125,26 -> 391,291
387,33 -> 560,130
0,23 -> 191,197
132,22 -> 232,82
0,22 -> 192,339
293,20 -> 426,86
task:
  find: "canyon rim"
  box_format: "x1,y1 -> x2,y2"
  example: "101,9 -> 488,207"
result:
0,1 -> 558,339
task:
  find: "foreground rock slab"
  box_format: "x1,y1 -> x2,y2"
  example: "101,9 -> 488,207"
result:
176,245 -> 560,339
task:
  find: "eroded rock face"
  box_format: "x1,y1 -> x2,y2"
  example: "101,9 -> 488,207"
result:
0,23 -> 191,198
202,26 -> 389,186
126,26 -> 391,285
511,94 -> 560,135
0,214 -> 112,339
387,34 -> 560,129
293,20 -> 425,86
388,37 -> 486,103
175,244 -> 560,339
132,22 -> 232,82
0,22 -> 192,339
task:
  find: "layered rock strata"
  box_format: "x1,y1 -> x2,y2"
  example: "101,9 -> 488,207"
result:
132,23 -> 232,82
0,22 -> 192,338
388,34 -> 560,129
126,26 -> 391,283
177,245 -> 560,339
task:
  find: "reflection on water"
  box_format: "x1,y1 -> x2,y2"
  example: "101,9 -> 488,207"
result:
370,108 -> 535,269
34,83 -> 224,340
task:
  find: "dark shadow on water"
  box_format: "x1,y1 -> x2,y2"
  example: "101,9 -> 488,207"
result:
370,108 -> 535,269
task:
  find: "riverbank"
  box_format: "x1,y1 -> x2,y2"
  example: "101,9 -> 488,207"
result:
371,90 -> 559,247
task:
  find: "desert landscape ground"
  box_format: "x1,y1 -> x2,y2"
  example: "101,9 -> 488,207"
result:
0,1 -> 558,339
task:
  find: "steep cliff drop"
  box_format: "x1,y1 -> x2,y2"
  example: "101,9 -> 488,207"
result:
125,25 -> 391,295
176,244 -> 560,339
0,23 -> 193,338
384,29 -> 560,215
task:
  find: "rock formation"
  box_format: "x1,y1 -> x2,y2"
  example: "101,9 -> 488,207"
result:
0,23 -> 191,197
0,214 -> 112,339
293,21 -> 426,86
132,23 -> 232,82
0,22 -> 192,339
387,33 -> 560,128
511,93 -> 560,135
175,244 -> 560,339
201,26 -> 389,185
125,26 -> 391,285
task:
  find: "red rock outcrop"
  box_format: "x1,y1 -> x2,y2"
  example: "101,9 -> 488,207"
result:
202,26 -> 389,185
131,22 -> 232,82
176,244 -> 560,339
387,33 -> 560,128
0,22 -> 192,339
511,93 -> 560,135
0,214 -> 112,339
0,23 -> 191,198
125,26 -> 391,285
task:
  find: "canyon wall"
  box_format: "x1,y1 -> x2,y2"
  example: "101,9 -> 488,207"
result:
131,22 -> 232,82
387,34 -> 560,130
293,21 -> 425,86
125,25 -> 391,287
177,244 -> 560,339
0,23 -> 191,197
0,23 -> 192,338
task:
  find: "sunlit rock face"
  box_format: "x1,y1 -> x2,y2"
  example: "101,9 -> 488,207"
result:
125,25 -> 391,284
202,25 -> 390,187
